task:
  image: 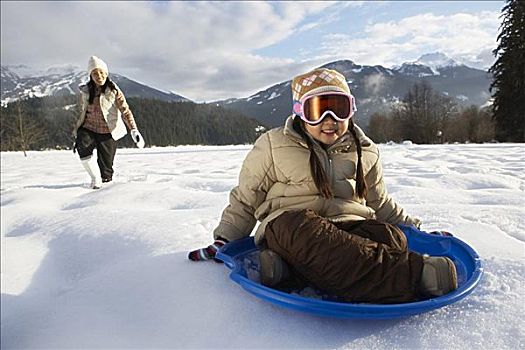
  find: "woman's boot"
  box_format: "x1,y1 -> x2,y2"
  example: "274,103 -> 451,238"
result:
81,157 -> 102,189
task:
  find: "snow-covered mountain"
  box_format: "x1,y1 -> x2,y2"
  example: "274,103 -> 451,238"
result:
1,65 -> 189,106
218,53 -> 492,128
395,52 -> 464,77
2,53 -> 492,128
414,52 -> 461,72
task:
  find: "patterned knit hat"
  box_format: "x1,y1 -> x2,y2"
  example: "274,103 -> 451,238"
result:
87,56 -> 108,75
292,68 -> 350,102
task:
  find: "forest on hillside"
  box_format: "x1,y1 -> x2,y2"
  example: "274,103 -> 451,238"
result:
366,81 -> 496,144
0,96 -> 267,152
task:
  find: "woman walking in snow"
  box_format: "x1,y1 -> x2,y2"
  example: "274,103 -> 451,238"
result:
73,56 -> 145,189
188,67 -> 458,303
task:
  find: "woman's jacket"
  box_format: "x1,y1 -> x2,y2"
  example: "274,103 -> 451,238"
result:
73,83 -> 129,140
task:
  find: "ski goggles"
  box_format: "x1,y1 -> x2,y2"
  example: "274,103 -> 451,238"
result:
293,92 -> 357,125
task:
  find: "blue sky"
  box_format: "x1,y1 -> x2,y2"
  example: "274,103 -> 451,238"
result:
258,1 -> 502,62
1,1 -> 503,102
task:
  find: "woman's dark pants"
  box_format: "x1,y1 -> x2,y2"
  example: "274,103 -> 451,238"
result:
76,127 -> 117,181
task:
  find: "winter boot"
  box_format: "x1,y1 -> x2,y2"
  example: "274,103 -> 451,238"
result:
259,249 -> 290,287
81,157 -> 102,189
419,255 -> 458,297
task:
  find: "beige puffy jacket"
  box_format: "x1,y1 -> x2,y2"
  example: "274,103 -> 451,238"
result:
74,83 -> 130,140
213,116 -> 419,245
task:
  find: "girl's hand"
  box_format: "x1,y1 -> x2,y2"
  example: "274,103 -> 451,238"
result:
405,216 -> 422,229
188,239 -> 228,262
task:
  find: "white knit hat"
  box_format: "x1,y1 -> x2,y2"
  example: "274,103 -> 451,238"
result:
87,56 -> 108,75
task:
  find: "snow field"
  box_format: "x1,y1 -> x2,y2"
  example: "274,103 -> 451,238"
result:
1,143 -> 524,349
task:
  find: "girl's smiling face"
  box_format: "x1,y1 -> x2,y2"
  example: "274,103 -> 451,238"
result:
90,68 -> 107,86
304,116 -> 349,146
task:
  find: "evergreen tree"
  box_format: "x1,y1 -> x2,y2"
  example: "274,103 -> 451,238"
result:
489,0 -> 525,142
0,96 -> 266,151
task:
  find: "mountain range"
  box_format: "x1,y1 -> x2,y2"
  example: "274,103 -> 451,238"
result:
1,53 -> 492,128
217,53 -> 493,127
0,64 -> 188,107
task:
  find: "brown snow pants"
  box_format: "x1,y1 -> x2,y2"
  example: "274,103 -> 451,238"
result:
264,209 -> 424,304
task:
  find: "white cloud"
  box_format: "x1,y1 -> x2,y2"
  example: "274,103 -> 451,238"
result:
0,1 -> 338,101
0,3 -> 500,101
319,11 -> 500,69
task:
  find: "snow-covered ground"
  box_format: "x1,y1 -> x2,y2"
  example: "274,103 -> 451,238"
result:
1,143 -> 524,349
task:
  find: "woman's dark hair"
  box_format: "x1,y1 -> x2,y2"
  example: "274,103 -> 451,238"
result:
292,116 -> 367,199
88,76 -> 117,104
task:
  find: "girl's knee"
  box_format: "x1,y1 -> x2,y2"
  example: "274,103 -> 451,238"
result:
382,224 -> 408,251
348,220 -> 408,251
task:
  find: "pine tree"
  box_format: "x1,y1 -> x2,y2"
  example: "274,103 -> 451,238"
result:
489,0 -> 525,142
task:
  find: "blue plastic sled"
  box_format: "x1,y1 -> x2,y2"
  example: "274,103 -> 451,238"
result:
215,225 -> 483,319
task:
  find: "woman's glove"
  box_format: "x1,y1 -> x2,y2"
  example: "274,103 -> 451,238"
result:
188,238 -> 228,262
130,129 -> 145,148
